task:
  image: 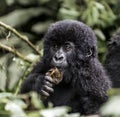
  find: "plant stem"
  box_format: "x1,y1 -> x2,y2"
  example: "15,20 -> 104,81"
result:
0,21 -> 41,55
0,43 -> 32,63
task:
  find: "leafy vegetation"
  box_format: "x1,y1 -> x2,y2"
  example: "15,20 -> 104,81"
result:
0,0 -> 120,116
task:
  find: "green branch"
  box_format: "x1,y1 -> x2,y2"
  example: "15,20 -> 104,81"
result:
0,21 -> 41,55
0,43 -> 32,63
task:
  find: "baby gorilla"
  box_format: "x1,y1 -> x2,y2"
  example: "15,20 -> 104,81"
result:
21,20 -> 111,115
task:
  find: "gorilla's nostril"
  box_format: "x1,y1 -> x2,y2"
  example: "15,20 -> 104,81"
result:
54,56 -> 63,61
59,56 -> 63,60
54,56 -> 58,61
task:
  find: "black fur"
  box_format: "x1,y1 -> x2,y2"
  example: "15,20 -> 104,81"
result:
104,30 -> 120,88
21,20 -> 111,115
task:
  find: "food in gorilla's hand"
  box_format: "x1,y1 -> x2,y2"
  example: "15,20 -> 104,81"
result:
46,67 -> 62,84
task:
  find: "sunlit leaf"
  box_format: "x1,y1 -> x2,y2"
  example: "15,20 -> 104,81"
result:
101,96 -> 120,116
5,102 -> 26,117
0,8 -> 52,27
40,106 -> 70,117
94,29 -> 105,40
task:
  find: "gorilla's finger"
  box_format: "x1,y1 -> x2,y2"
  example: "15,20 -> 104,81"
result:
45,81 -> 53,87
44,85 -> 54,93
41,90 -> 50,97
45,76 -> 55,83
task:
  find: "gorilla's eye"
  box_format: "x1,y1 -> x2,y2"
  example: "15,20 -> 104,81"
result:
64,42 -> 72,51
52,44 -> 58,51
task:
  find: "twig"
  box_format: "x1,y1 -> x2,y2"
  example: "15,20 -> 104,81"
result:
15,59 -> 36,95
6,31 -> 11,40
0,21 -> 41,55
0,43 -> 32,63
15,65 -> 30,95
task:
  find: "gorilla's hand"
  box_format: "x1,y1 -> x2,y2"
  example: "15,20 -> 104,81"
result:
35,75 -> 54,97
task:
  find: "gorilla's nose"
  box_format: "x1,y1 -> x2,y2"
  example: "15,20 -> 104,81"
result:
54,54 -> 64,62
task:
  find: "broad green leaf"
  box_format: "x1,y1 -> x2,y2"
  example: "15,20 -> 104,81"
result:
40,106 -> 70,117
5,102 -> 26,117
94,29 -> 105,40
101,96 -> 120,116
0,8 -> 52,27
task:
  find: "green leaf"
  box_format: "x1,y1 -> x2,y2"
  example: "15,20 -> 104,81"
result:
0,8 -> 52,27
95,2 -> 104,10
101,96 -> 120,116
0,110 -> 11,117
40,106 -> 70,117
58,8 -> 79,20
92,7 -> 99,24
5,102 -> 26,117
32,21 -> 53,34
94,29 -> 105,40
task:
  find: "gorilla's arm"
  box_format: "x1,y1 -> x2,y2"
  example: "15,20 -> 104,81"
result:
87,59 -> 111,99
76,59 -> 111,114
21,61 -> 54,96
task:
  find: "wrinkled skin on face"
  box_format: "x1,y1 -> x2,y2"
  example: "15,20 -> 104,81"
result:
50,42 -> 75,70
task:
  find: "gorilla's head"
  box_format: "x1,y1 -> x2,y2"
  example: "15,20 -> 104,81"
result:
43,20 -> 97,70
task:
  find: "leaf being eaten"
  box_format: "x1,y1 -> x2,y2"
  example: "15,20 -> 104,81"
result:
46,67 -> 62,84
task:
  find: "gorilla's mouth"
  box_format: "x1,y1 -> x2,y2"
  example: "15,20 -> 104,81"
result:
55,66 -> 64,72
52,65 -> 65,71
50,61 -> 68,72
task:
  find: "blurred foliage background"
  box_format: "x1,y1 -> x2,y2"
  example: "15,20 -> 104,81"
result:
0,0 -> 120,116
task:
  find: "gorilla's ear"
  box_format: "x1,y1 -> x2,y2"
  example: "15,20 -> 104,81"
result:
85,47 -> 96,58
86,49 -> 92,57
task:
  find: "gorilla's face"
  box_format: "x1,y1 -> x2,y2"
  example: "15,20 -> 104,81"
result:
50,41 -> 75,70
43,20 -> 97,71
